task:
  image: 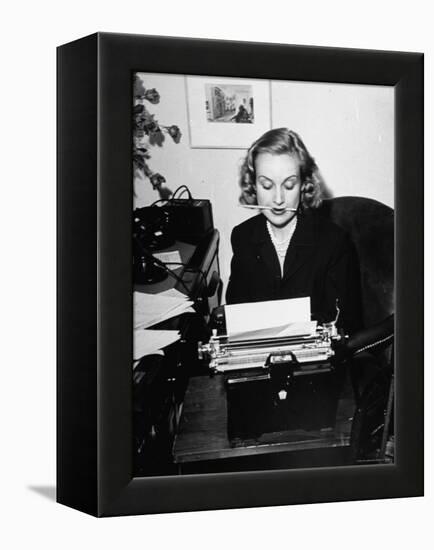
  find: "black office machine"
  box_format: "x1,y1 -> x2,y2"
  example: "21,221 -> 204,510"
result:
198,302 -> 346,441
133,195 -> 214,250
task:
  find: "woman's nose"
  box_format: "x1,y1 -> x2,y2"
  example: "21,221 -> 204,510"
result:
273,186 -> 284,205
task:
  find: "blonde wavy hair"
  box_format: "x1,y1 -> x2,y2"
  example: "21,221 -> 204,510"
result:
239,128 -> 323,209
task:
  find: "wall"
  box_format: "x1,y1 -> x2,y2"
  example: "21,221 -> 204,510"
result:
134,72 -> 394,298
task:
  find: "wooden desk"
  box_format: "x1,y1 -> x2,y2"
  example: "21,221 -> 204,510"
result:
135,231 -> 221,320
132,231 -> 221,477
173,373 -> 355,471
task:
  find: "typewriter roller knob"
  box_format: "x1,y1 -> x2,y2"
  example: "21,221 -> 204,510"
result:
278,390 -> 288,401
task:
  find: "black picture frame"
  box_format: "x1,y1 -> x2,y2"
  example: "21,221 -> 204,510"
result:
57,32 -> 423,517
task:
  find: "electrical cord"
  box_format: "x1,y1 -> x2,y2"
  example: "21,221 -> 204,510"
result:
354,334 -> 394,355
149,198 -> 170,207
164,262 -> 208,290
133,237 -> 191,295
149,185 -> 193,207
172,185 -> 193,200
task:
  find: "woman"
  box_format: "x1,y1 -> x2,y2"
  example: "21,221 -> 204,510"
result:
226,128 -> 362,334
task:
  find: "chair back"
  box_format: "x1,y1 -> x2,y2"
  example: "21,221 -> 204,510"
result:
318,196 -> 394,328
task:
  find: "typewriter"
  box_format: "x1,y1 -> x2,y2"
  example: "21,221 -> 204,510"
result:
198,298 -> 346,442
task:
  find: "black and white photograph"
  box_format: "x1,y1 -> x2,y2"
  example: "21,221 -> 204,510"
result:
132,71 -> 395,477
186,76 -> 271,148
3,0 -> 430,543
205,83 -> 254,123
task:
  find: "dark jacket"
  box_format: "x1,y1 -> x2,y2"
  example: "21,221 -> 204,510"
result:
226,210 -> 363,334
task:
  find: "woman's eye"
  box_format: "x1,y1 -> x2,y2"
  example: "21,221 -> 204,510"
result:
284,178 -> 298,190
258,179 -> 272,190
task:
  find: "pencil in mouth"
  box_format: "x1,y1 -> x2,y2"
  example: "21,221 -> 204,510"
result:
239,204 -> 297,212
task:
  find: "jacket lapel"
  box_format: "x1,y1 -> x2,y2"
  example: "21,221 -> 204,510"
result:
249,212 -> 316,283
282,210 -> 316,282
250,215 -> 281,281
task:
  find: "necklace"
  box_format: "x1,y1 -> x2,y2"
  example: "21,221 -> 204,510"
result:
266,217 -> 297,261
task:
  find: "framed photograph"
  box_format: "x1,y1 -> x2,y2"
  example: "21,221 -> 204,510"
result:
57,33 -> 423,517
185,76 -> 271,148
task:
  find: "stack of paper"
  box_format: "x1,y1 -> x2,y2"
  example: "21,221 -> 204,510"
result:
133,289 -> 194,362
133,329 -> 181,361
134,289 -> 194,330
225,296 -> 315,341
152,250 -> 182,266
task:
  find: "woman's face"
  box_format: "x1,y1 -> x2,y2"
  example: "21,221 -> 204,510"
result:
254,152 -> 301,227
